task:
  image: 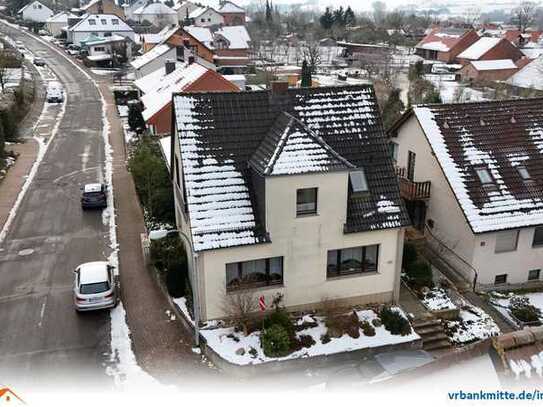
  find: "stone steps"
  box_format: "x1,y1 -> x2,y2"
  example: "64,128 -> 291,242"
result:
412,318 -> 453,352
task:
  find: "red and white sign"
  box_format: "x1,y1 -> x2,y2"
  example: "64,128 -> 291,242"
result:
258,295 -> 266,312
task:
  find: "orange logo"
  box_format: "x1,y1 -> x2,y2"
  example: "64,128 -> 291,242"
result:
0,387 -> 25,405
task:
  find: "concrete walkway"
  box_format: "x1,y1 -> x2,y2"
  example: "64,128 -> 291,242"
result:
97,80 -> 218,387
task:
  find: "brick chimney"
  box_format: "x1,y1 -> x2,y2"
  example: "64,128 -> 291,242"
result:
270,81 -> 288,95
165,59 -> 175,75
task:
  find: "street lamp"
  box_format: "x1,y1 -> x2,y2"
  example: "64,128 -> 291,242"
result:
149,229 -> 200,347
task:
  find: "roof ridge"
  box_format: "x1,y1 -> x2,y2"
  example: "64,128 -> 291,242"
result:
416,96 -> 543,109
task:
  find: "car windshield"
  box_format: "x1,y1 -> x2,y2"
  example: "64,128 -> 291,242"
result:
80,281 -> 110,294
83,191 -> 104,198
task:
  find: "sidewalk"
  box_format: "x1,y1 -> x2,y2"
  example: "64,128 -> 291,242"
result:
0,141 -> 38,235
98,80 -> 218,386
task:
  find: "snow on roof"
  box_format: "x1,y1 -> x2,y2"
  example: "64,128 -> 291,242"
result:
184,25 -> 213,47
142,63 -> 209,122
134,2 -> 176,15
87,53 -> 112,61
521,48 -> 543,59
215,25 -> 250,49
457,37 -> 501,60
507,56 -> 543,90
130,43 -> 172,69
46,11 -> 77,23
250,113 -> 354,176
133,61 -> 183,93
86,34 -> 127,45
84,183 -> 102,193
416,29 -> 470,52
78,261 -> 108,284
470,59 -> 517,71
218,1 -> 244,13
81,0 -> 100,11
69,14 -> 133,33
19,0 -> 50,14
414,101 -> 543,233
188,6 -> 207,18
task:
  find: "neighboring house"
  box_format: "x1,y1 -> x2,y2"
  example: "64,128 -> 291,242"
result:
46,11 -> 77,37
122,0 -> 146,20
136,60 -> 238,134
130,43 -> 177,78
18,0 -> 53,23
218,0 -> 245,26
507,56 -> 543,90
81,0 -> 125,19
172,26 -> 215,66
82,34 -> 132,67
214,25 -> 250,73
139,24 -> 178,52
133,2 -> 177,28
389,99 -> 543,289
415,28 -> 479,63
189,6 -> 224,27
457,37 -> 524,65
459,59 -> 519,82
173,0 -> 199,23
170,84 -> 409,321
66,14 -> 135,46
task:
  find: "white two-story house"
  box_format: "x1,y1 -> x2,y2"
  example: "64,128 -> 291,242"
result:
389,99 -> 543,289
170,83 -> 410,321
18,0 -> 53,23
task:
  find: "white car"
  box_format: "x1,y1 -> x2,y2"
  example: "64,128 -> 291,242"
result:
46,82 -> 64,103
73,261 -> 118,312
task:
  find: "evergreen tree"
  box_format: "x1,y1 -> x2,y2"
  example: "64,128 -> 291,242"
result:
344,6 -> 356,26
128,102 -> 146,133
265,0 -> 273,23
301,59 -> 312,88
319,7 -> 334,30
382,89 -> 405,130
333,6 -> 345,26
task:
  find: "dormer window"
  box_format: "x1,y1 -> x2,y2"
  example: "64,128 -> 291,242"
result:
112,19 -> 119,25
89,19 -> 96,25
476,168 -> 493,185
349,170 -> 369,197
101,19 -> 107,25
517,165 -> 531,181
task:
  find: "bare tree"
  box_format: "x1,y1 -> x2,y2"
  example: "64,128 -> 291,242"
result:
512,1 -> 537,32
302,42 -> 321,73
221,290 -> 257,335
464,7 -> 481,27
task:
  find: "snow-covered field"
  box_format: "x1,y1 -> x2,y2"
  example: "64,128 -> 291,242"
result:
174,297 -> 419,366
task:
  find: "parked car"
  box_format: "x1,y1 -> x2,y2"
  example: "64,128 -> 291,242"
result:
46,82 -> 63,103
38,29 -> 49,36
80,183 -> 107,209
73,261 -> 118,312
66,44 -> 80,56
33,57 -> 45,66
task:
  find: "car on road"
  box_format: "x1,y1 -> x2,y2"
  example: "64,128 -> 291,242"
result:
73,261 -> 118,312
80,183 -> 108,209
33,57 -> 46,66
38,29 -> 49,36
46,82 -> 64,103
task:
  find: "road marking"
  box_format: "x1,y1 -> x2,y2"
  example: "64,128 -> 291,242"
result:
80,144 -> 90,172
37,297 -> 47,328
17,248 -> 34,256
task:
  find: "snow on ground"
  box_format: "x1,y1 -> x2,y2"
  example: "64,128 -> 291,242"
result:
425,74 -> 486,103
445,302 -> 500,345
173,297 -> 419,366
490,291 -> 543,327
421,288 -> 457,311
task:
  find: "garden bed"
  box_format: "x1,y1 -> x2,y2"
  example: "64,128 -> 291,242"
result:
489,292 -> 543,329
444,302 -> 500,345
173,297 -> 420,366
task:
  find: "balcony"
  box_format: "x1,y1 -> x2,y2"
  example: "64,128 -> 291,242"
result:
396,167 -> 431,200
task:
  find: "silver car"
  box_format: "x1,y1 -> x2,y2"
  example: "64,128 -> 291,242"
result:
73,261 -> 118,312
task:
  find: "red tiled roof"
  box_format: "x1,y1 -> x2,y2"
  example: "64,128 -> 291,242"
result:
416,28 -> 472,52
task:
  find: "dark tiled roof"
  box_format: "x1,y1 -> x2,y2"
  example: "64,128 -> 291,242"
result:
174,85 -> 410,251
413,98 -> 543,233
249,112 -> 355,176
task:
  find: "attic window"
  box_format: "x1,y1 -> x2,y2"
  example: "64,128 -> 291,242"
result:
517,165 -> 531,181
101,18 -> 107,24
476,168 -> 494,185
112,19 -> 119,25
89,19 -> 96,25
349,170 -> 369,195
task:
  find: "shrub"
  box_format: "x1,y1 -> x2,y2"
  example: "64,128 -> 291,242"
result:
509,296 -> 542,324
360,320 -> 376,336
372,318 -> 382,328
402,242 -> 418,270
326,311 -> 360,338
406,261 -> 433,289
261,324 -> 291,357
248,347 -> 258,358
264,308 -> 295,337
297,334 -> 316,348
380,307 -> 412,336
320,333 -> 331,344
165,264 -> 186,298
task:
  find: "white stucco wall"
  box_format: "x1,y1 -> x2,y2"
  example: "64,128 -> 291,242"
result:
70,30 -> 135,46
193,9 -> 224,27
20,1 -> 53,23
133,46 -> 176,79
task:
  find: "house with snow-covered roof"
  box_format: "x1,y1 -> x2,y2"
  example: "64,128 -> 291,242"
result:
170,83 -> 410,320
18,0 -> 53,23
189,6 -> 224,27
66,14 -> 134,46
457,37 -> 524,66
80,0 -> 125,19
131,43 -> 177,78
459,59 -> 519,82
389,99 -> 543,289
133,2 -> 177,29
507,56 -> 543,91
173,0 -> 199,23
218,1 -> 245,26
415,28 -> 479,63
136,59 -> 238,134
46,11 -> 77,37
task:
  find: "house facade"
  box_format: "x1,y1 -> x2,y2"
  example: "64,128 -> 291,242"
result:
173,0 -> 199,23
415,29 -> 479,63
171,84 -> 409,321
81,0 -> 125,19
130,43 -> 177,78
459,59 -> 519,82
18,0 -> 53,23
67,14 -> 135,46
218,1 -> 245,26
389,99 -> 543,289
189,7 -> 224,27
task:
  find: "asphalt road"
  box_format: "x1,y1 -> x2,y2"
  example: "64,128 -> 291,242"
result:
0,25 -> 113,391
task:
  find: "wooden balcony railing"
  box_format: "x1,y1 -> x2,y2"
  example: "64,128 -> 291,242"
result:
395,166 -> 431,200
